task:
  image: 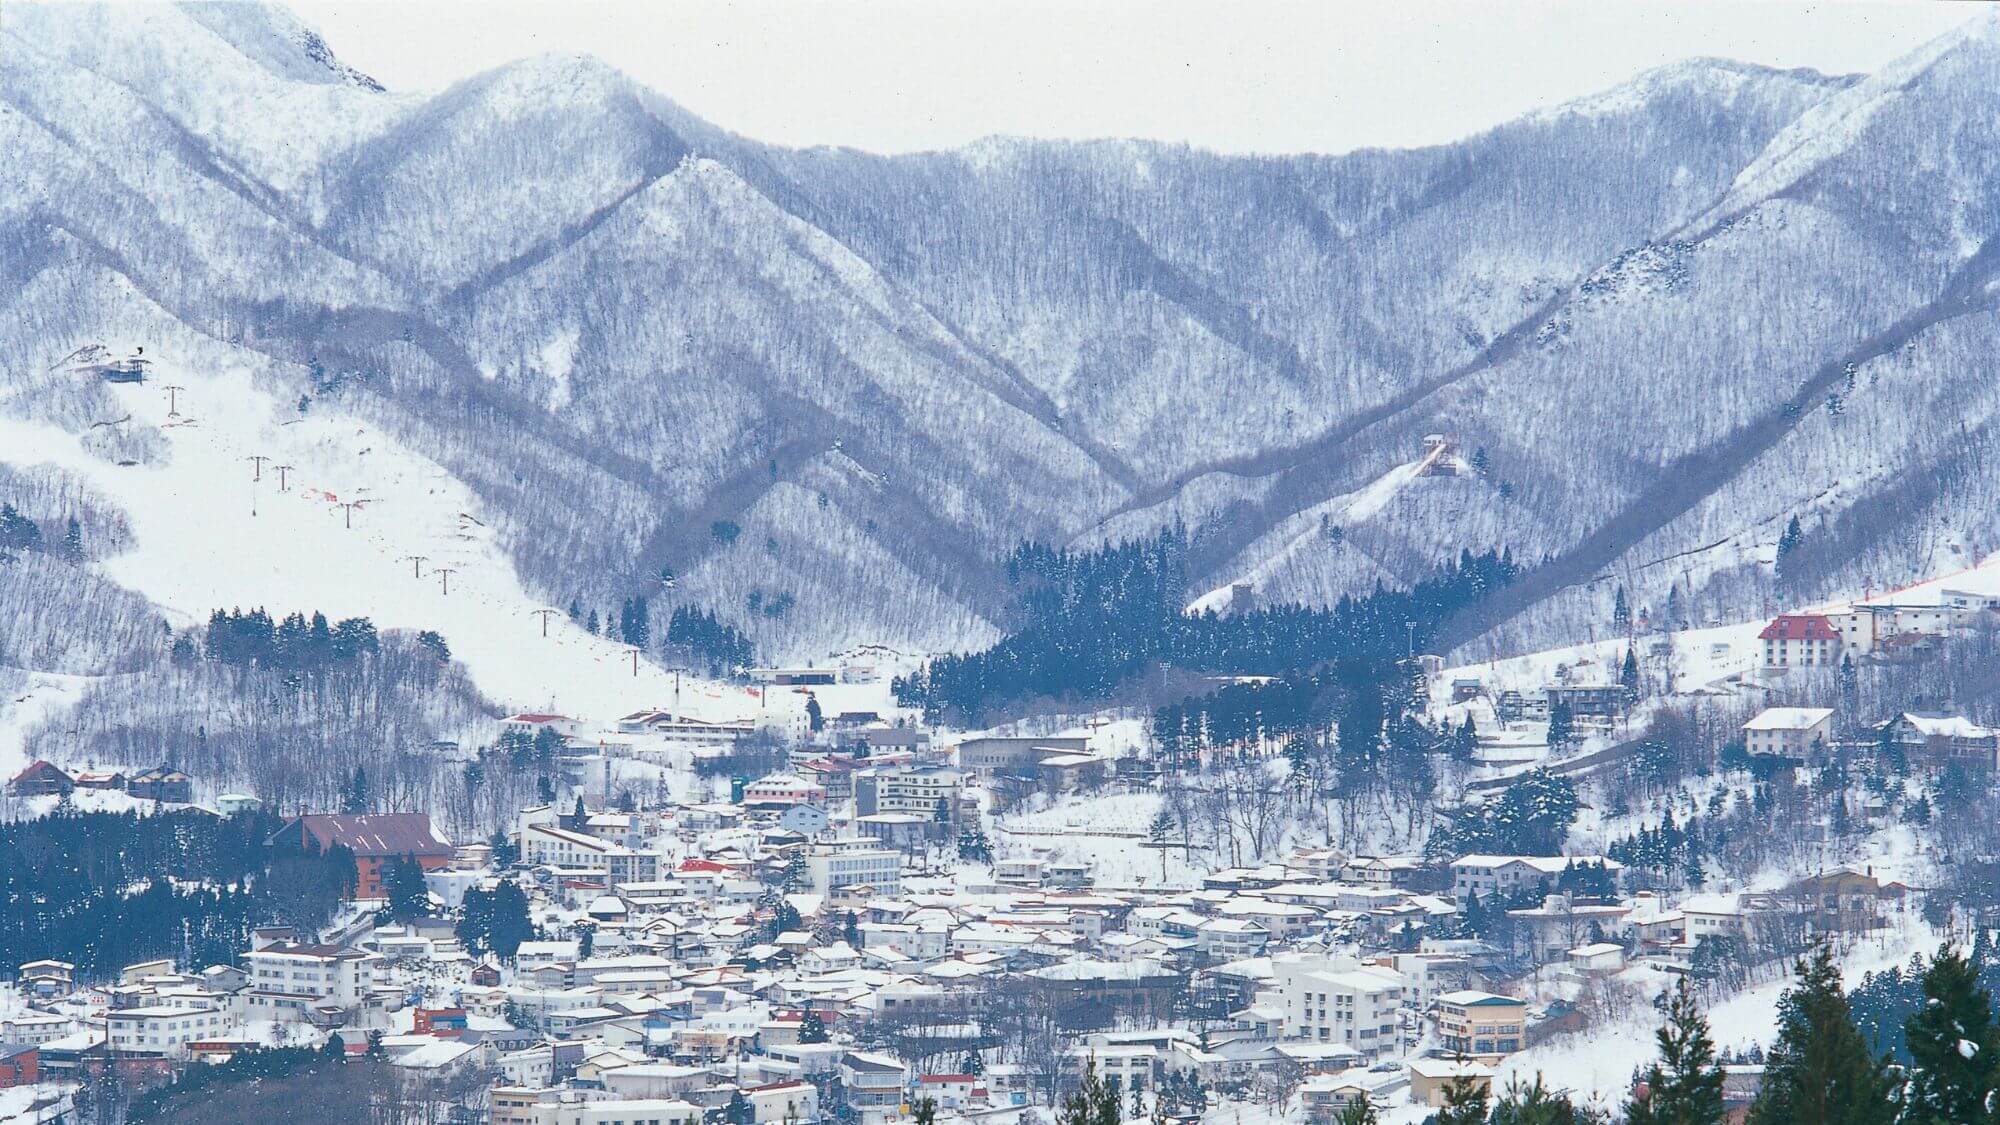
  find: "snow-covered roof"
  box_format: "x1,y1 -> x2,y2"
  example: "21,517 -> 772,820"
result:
1896,713 -> 1997,740
1743,707 -> 1835,731
1438,989 -> 1520,1007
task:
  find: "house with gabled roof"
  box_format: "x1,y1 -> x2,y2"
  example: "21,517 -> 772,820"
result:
1759,614 -> 1839,669
7,761 -> 72,797
270,813 -> 452,899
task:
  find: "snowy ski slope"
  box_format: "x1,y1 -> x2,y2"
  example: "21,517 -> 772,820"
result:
0,361 -> 771,725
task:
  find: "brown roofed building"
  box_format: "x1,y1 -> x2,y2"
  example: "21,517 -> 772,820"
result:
271,813 -> 453,899
128,766 -> 192,804
8,761 -> 73,798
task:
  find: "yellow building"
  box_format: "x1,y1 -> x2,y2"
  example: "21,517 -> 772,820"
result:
1435,990 -> 1527,1059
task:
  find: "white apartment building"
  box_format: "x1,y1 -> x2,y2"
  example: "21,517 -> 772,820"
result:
855,766 -> 962,818
1195,917 -> 1271,958
1273,955 -> 1410,1056
1681,893 -> 1750,942
1759,614 -> 1841,668
106,1005 -> 223,1057
243,942 -> 375,1022
1216,897 -> 1320,941
522,824 -> 659,882
0,1013 -> 72,1046
1742,707 -> 1835,758
524,823 -> 613,867
803,840 -> 901,896
1451,855 -> 1621,901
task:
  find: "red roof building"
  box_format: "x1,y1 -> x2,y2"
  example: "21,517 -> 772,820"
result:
1759,614 -> 1840,670
7,761 -> 72,798
1758,614 -> 1839,641
271,813 -> 453,899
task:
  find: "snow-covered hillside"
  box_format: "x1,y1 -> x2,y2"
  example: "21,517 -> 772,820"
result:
0,358 -> 760,724
4,1 -> 2000,678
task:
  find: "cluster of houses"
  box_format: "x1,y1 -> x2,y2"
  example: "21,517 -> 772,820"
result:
1438,589 -> 2000,777
6,760 -> 200,805
0,764 -> 1917,1125
0,669 -> 1945,1125
1754,590 -> 2000,669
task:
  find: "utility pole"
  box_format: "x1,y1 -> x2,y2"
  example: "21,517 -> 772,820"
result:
246,454 -> 270,481
436,568 -> 457,596
162,384 -> 186,417
337,500 -> 371,529
628,647 -> 641,677
274,464 -> 294,491
533,608 -> 559,637
403,555 -> 428,578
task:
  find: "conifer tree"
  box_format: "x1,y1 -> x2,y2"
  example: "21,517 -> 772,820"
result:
343,765 -> 369,814
1333,1097 -> 1378,1125
1746,946 -> 1895,1125
1627,977 -> 1724,1125
1285,734 -> 1312,787
1491,1075 -> 1600,1124
1776,517 -> 1805,581
489,829 -> 519,868
1453,717 -> 1478,761
381,854 -> 430,923
1436,1075 -> 1491,1125
1547,702 -> 1576,751
1059,1063 -> 1121,1125
1460,889 -> 1489,937
1900,944 -> 2000,1125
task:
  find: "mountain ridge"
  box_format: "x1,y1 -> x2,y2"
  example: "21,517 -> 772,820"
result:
4,2 -> 1997,667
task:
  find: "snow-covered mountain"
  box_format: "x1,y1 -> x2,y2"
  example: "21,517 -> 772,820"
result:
7,2 -> 2000,665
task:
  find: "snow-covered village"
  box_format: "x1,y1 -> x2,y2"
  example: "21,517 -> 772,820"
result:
11,2 -> 2000,1124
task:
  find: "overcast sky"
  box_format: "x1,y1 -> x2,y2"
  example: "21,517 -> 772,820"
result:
293,0 -> 1970,155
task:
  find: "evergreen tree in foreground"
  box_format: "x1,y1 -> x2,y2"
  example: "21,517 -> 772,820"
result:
1435,1075 -> 1490,1125
1627,976 -> 1725,1125
381,854 -> 431,924
1491,1075 -> 1603,1124
1746,946 -> 1895,1125
1900,943 -> 2000,1125
1057,1063 -> 1122,1125
1333,1097 -> 1378,1125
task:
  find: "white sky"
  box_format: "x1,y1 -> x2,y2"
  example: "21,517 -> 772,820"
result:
293,0 -> 1971,155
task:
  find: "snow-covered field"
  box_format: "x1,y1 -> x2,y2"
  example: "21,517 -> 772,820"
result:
1502,913 -> 1940,1105
0,671 -> 90,783
1435,615 -> 1768,710
1188,447 -> 1452,613
0,362 -> 766,724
